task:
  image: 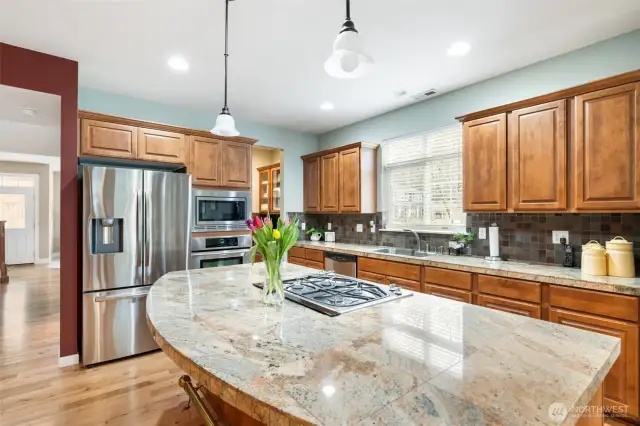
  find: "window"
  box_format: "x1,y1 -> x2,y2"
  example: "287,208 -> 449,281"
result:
382,124 -> 465,232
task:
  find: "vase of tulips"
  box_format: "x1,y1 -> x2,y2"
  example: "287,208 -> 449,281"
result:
247,216 -> 299,306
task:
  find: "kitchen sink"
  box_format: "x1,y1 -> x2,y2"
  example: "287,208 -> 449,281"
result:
373,248 -> 428,258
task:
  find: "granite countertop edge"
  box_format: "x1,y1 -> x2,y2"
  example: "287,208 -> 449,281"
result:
294,241 -> 640,296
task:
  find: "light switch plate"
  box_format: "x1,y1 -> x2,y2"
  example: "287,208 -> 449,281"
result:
301,222 -> 306,231
552,230 -> 569,244
327,223 -> 332,230
356,224 -> 363,232
478,228 -> 487,239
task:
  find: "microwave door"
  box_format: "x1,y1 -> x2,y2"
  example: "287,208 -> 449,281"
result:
196,197 -> 247,228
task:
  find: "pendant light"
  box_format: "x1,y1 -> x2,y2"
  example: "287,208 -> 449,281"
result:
324,0 -> 373,79
211,0 -> 240,137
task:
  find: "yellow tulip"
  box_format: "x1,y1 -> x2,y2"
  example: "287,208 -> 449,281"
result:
273,229 -> 281,239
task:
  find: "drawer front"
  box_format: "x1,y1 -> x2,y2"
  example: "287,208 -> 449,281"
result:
289,247 -> 306,259
305,260 -> 324,270
385,276 -> 421,293
423,266 -> 472,290
358,257 -> 421,282
425,284 -> 472,304
305,248 -> 324,263
477,294 -> 541,319
550,285 -> 638,322
358,270 -> 386,284
477,275 -> 541,303
288,257 -> 306,267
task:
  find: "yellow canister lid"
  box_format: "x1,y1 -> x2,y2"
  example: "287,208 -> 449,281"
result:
583,240 -> 606,252
606,236 -> 633,248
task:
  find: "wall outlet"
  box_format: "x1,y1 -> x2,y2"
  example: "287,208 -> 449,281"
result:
478,228 -> 487,239
327,223 -> 332,230
301,222 -> 306,231
356,224 -> 363,233
371,224 -> 376,233
552,230 -> 569,244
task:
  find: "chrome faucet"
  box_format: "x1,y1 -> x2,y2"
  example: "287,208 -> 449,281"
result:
403,229 -> 421,253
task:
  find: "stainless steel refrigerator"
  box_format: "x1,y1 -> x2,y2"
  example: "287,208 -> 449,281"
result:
81,165 -> 191,365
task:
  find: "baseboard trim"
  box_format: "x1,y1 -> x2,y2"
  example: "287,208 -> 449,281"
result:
58,353 -> 79,368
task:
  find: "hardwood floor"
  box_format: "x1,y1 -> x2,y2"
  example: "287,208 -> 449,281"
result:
0,265 -> 204,426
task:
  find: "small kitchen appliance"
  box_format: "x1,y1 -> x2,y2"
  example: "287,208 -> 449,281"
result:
192,189 -> 251,231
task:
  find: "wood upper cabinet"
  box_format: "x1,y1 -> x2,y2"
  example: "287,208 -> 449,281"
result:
190,136 -> 222,187
550,308 -> 639,416
509,100 -> 567,211
81,119 -> 138,159
320,152 -> 340,212
574,83 -> 640,210
221,141 -> 251,188
303,157 -> 321,213
137,127 -> 188,165
339,147 -> 361,212
463,113 -> 507,211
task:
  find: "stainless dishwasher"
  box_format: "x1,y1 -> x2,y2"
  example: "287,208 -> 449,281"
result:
324,252 -> 357,277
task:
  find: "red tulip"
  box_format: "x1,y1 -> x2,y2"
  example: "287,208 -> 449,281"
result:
254,216 -> 263,229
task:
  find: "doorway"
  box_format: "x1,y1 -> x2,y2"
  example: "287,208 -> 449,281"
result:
0,173 -> 36,264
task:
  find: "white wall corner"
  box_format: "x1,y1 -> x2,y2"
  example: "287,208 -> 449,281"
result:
58,353 -> 80,368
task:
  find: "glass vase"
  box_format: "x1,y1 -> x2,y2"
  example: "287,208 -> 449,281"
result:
262,258 -> 285,306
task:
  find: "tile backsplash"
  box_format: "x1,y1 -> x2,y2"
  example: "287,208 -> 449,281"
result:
288,212 -> 640,271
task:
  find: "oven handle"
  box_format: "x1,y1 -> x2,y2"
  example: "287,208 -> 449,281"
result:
190,249 -> 251,258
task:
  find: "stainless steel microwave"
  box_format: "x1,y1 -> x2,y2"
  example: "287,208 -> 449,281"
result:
192,189 -> 251,231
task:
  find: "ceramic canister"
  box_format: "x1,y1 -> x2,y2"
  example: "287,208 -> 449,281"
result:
606,236 -> 635,278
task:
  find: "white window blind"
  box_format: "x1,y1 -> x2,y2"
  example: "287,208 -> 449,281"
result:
382,124 -> 465,232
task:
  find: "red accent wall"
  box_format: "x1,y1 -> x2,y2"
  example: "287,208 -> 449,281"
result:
0,43 -> 79,357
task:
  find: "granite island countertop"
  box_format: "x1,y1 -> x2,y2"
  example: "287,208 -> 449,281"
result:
147,263 -> 620,426
295,241 -> 640,296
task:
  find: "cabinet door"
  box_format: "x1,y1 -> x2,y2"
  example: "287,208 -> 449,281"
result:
190,136 -> 221,187
81,119 -> 138,160
288,257 -> 306,267
357,270 -> 386,284
320,153 -> 340,212
424,284 -> 472,304
509,100 -> 566,211
303,158 -> 321,213
222,141 -> 251,188
575,83 -> 640,210
477,294 -> 541,319
258,170 -> 270,213
463,114 -> 507,211
339,147 -> 361,212
386,276 -> 421,292
271,167 -> 281,213
137,128 -> 187,164
305,260 -> 325,270
550,308 -> 639,416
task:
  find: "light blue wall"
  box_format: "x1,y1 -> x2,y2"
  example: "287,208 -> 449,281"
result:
320,29 -> 640,149
78,89 -> 320,213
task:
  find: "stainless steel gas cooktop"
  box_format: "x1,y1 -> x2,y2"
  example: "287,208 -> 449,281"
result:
257,271 -> 413,316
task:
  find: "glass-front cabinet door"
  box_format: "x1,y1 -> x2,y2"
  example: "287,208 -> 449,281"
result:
259,169 -> 270,213
271,167 -> 281,213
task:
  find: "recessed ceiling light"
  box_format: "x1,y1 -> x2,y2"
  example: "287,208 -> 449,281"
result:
447,41 -> 471,57
168,55 -> 189,72
320,102 -> 334,111
21,107 -> 37,116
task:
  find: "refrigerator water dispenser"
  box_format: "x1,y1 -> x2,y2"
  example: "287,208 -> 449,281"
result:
91,218 -> 123,254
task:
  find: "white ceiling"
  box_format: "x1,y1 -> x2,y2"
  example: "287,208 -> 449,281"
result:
0,85 -> 61,157
0,0 -> 639,134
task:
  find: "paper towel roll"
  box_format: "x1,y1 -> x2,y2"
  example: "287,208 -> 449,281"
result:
489,225 -> 500,258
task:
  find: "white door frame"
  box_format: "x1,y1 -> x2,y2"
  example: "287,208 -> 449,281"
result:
0,172 -> 39,264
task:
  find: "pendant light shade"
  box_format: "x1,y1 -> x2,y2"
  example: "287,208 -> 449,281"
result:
212,0 -> 240,137
325,0 -> 373,79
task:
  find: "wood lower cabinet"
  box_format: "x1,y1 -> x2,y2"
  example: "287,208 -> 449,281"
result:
477,294 -> 541,319
463,114 -> 507,211
288,256 -> 306,267
385,276 -> 421,292
425,284 -> 472,303
81,119 -> 138,159
574,83 -> 640,210
190,136 -> 222,186
288,248 -> 325,270
305,260 -> 324,270
550,308 -> 639,416
339,147 -> 361,212
303,157 -> 320,212
221,141 -> 251,188
320,153 -> 339,212
509,100 -> 567,211
358,270 -> 385,284
137,127 -> 188,165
